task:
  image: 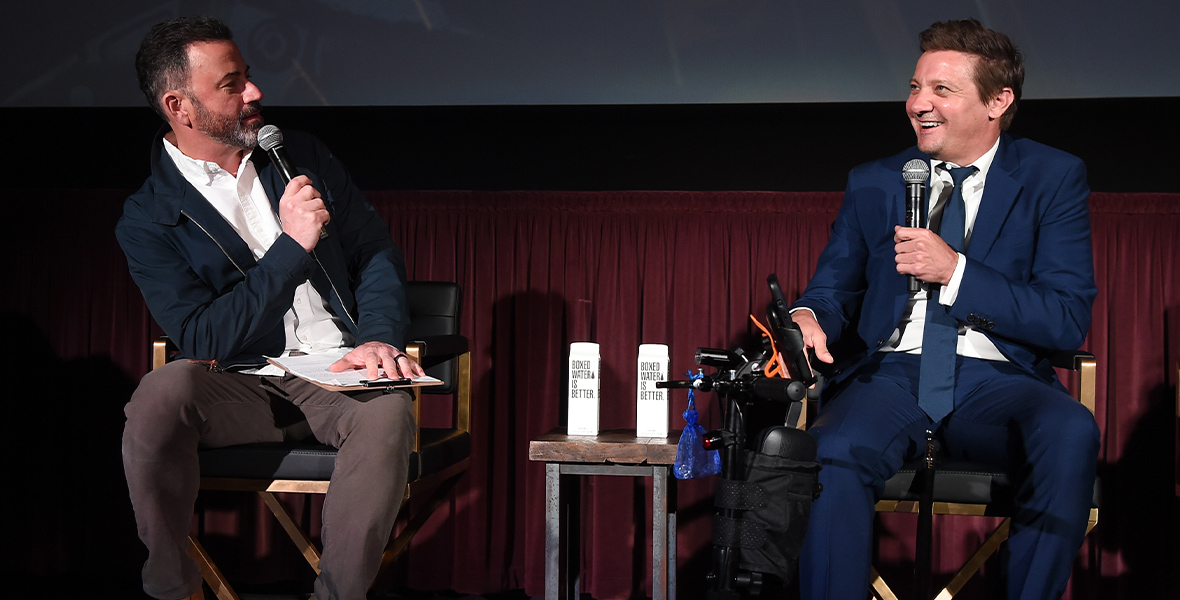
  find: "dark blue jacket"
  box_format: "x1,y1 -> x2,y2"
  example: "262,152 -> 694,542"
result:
794,133 -> 1096,388
117,128 -> 410,367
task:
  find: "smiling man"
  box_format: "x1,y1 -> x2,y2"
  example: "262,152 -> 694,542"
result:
118,16 -> 424,600
789,19 -> 1099,600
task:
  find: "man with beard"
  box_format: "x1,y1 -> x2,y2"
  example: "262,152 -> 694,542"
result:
117,16 -> 423,600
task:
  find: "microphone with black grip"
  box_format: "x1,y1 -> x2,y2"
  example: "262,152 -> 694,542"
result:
902,159 -> 930,293
258,124 -> 327,239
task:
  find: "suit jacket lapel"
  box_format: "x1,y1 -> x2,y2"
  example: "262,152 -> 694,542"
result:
968,134 -> 1022,262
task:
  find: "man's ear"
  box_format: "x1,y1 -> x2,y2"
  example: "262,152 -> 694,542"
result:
161,91 -> 191,127
988,87 -> 1015,122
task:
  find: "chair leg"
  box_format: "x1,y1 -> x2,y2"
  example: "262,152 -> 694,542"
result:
871,565 -> 902,600
935,509 -> 1097,600
378,470 -> 466,571
914,430 -> 937,600
188,535 -> 241,600
934,518 -> 1009,600
259,491 -> 322,573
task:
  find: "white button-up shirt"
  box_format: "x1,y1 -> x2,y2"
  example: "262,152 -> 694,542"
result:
163,138 -> 353,356
884,136 -> 1006,361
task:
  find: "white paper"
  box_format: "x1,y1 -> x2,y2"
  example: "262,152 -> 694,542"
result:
268,349 -> 442,388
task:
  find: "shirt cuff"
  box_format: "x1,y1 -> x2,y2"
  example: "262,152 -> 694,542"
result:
788,306 -> 818,320
939,253 -> 967,306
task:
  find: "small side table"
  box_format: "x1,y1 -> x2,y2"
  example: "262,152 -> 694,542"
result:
528,428 -> 680,600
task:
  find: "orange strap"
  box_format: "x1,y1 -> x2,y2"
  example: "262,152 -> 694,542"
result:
749,314 -> 785,379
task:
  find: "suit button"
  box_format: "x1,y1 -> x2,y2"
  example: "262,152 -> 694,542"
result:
876,339 -> 884,346
987,321 -> 995,329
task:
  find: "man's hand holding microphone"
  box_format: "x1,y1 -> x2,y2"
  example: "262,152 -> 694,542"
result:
260,124 -> 328,251
278,175 -> 329,251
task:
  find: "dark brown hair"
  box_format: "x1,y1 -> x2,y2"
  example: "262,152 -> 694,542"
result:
135,16 -> 234,121
920,18 -> 1023,130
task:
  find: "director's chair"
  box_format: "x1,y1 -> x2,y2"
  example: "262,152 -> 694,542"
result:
152,281 -> 471,600
868,351 -> 1100,600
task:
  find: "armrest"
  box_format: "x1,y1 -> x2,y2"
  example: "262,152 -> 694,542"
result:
404,335 -> 473,453
1049,350 -> 1095,371
152,336 -> 178,371
407,334 -> 469,359
1049,350 -> 1097,415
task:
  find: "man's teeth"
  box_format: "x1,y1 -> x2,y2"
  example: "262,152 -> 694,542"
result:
921,122 -> 940,129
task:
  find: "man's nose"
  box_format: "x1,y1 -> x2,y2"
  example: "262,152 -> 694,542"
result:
244,80 -> 264,103
908,91 -> 933,114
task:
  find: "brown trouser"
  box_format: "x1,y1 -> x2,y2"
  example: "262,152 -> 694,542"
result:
123,360 -> 415,600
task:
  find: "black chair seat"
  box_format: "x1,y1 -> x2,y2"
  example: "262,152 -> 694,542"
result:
199,442 -> 337,481
881,458 -> 1101,510
413,428 -> 472,481
198,428 -> 471,482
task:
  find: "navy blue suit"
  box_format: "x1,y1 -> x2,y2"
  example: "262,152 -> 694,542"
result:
794,133 -> 1100,599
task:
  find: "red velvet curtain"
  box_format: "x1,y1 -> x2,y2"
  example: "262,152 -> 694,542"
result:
378,191 -> 840,597
372,190 -> 1180,600
6,190 -> 1176,599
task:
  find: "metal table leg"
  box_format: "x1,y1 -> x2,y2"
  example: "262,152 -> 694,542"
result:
668,470 -> 677,600
653,465 -> 668,600
546,463 -> 580,600
546,462 -> 677,600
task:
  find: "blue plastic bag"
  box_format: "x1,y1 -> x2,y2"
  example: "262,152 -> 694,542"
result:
674,371 -> 722,479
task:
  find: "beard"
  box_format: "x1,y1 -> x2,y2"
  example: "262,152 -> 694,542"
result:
191,97 -> 264,149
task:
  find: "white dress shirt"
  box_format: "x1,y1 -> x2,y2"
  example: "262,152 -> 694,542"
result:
163,138 -> 354,357
882,136 -> 1006,361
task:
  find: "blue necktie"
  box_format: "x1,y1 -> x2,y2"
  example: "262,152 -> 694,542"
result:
917,164 -> 976,422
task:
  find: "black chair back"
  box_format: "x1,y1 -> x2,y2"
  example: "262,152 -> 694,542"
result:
404,281 -> 463,394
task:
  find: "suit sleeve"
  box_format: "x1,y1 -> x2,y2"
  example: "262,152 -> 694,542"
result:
951,158 -> 1095,351
792,170 -> 874,347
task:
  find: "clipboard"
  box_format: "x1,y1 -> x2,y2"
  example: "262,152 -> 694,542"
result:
266,350 -> 444,393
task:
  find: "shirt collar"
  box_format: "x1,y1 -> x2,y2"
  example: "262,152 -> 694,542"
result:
162,136 -> 254,187
933,136 -> 1000,184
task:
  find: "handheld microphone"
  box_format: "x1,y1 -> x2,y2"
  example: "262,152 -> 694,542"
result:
258,124 -> 298,183
902,159 -> 931,293
258,125 -> 327,239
